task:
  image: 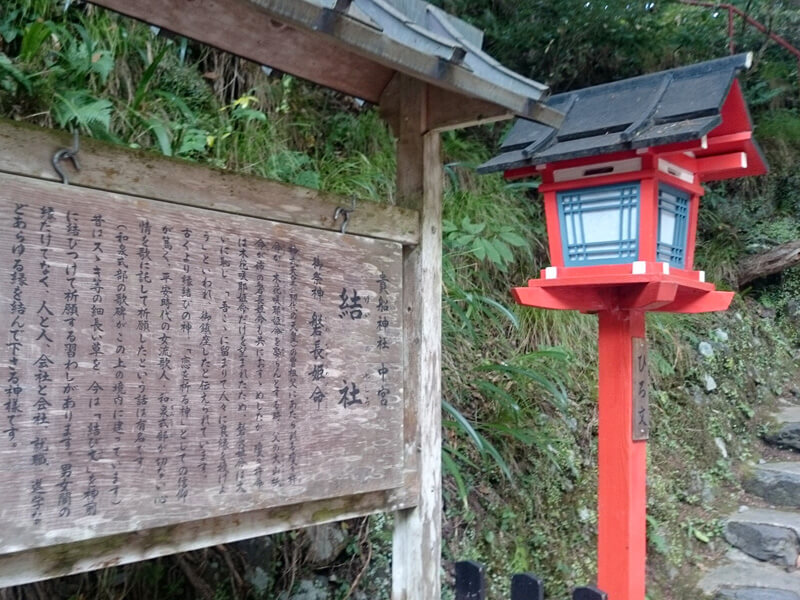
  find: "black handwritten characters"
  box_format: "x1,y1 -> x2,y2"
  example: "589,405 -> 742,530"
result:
338,288 -> 363,319
633,340 -> 650,440
0,190 -> 400,531
309,255 -> 327,410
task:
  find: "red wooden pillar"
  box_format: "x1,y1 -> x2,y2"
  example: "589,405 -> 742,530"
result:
597,309 -> 647,600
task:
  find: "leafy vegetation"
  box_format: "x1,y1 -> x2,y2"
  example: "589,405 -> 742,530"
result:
1,1 -> 800,599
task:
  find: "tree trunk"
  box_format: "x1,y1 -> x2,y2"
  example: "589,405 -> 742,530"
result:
738,240 -> 800,287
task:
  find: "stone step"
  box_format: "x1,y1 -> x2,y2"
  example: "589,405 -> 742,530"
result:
715,588 -> 800,600
698,551 -> 800,599
764,406 -> 800,452
743,462 -> 800,507
724,508 -> 800,566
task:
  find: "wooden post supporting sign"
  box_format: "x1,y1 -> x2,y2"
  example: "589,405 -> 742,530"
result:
390,74 -> 444,600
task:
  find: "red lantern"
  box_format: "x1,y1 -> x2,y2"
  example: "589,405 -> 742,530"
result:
480,53 -> 767,600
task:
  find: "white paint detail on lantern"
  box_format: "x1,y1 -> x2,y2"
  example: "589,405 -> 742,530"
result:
632,261 -> 647,275
553,158 -> 642,182
657,159 -> 693,184
699,270 -> 706,282
662,262 -> 670,275
636,147 -> 649,155
545,266 -> 558,279
701,135 -> 708,150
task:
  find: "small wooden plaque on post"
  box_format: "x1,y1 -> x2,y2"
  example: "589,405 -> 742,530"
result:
631,337 -> 650,441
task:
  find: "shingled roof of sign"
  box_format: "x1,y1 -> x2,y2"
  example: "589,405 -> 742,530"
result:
247,0 -> 562,125
478,53 -> 756,174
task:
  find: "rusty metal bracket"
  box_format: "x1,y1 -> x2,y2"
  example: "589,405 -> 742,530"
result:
333,196 -> 356,234
52,129 -> 81,185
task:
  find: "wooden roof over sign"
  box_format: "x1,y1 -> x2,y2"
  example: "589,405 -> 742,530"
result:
87,0 -> 563,129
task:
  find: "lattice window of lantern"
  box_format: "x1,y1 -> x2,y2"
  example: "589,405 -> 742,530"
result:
557,183 -> 640,266
656,184 -> 690,268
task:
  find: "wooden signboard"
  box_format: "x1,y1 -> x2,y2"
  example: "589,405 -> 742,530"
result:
0,171 -> 404,561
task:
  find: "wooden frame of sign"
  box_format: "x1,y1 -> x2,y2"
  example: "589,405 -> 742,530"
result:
0,112 -> 434,587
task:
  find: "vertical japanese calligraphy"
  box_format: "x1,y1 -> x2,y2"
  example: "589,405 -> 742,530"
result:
177,228 -> 192,503
85,213 -> 105,516
135,220 -> 152,470
111,223 -> 129,506
6,204 -> 26,449
631,338 -> 650,441
0,173 -> 404,554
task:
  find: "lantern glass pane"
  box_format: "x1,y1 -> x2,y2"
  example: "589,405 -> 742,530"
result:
557,183 -> 640,266
656,184 -> 690,268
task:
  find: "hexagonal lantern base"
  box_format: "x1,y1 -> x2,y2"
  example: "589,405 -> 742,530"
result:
512,261 -> 733,314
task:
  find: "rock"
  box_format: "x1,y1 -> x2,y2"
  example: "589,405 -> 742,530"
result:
699,341 -> 715,357
701,480 -> 715,504
715,588 -> 800,600
233,537 -> 276,597
234,537 -> 276,566
743,463 -> 800,507
723,508 -> 800,566
758,306 -> 776,320
715,437 -> 729,459
305,523 -> 350,566
246,567 -> 272,598
577,507 -> 593,522
713,328 -> 730,342
786,299 -> 800,321
687,472 -> 715,504
763,406 -> 800,452
698,559 -> 800,597
704,374 -> 718,392
692,386 -> 709,406
289,579 -> 329,600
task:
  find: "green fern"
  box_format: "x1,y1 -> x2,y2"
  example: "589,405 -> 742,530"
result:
52,90 -> 113,132
0,52 -> 31,93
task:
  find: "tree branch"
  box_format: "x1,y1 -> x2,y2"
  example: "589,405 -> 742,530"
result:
738,240 -> 800,287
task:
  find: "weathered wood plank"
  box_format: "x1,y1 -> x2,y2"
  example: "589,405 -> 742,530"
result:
87,0 -> 394,102
380,76 -> 513,134
0,172 -> 404,560
427,87 -> 513,132
390,76 -> 443,600
0,487 -> 417,587
0,120 -> 420,245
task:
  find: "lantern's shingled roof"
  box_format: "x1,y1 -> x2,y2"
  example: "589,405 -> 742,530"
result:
478,53 -> 759,174
247,0 -> 562,126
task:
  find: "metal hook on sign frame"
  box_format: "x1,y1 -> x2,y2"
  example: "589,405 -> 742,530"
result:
52,129 -> 81,185
333,196 -> 356,234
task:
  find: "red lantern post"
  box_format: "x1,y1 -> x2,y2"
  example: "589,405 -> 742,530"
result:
480,53 -> 767,600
